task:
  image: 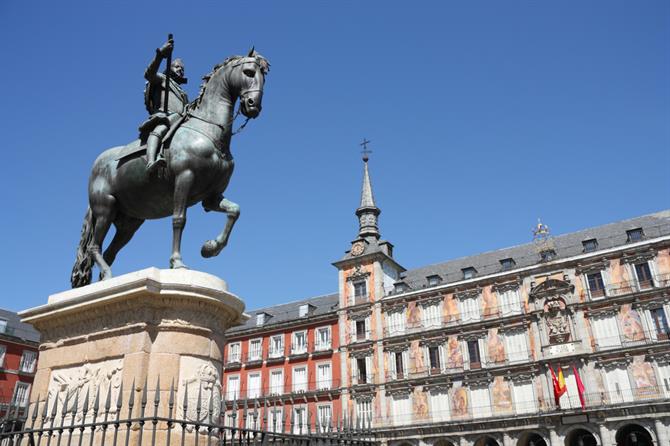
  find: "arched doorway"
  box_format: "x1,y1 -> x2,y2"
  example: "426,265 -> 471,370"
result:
474,437 -> 500,446
615,424 -> 654,446
565,429 -> 598,446
433,440 -> 456,446
518,432 -> 549,446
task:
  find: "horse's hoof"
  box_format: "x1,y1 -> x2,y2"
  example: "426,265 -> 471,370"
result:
169,258 -> 188,269
201,240 -> 221,258
99,270 -> 113,281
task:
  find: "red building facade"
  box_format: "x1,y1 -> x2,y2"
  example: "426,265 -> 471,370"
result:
221,294 -> 341,433
0,309 -> 40,415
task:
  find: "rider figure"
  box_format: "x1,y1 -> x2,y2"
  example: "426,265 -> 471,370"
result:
140,39 -> 189,174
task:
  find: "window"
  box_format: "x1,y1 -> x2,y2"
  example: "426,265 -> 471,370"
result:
292,330 -> 307,354
292,407 -> 307,434
225,376 -> 240,400
268,407 -> 283,432
498,288 -> 521,316
427,275 -> 441,287
658,363 -> 670,398
315,327 -> 331,350
591,314 -> 622,349
540,249 -> 556,262
512,381 -> 536,414
247,373 -> 261,399
394,282 -> 408,294
228,343 -> 241,363
317,404 -> 332,431
470,386 -> 492,418
391,394 -> 411,425
19,351 -> 37,373
225,411 -> 238,428
316,363 -> 332,390
428,345 -> 442,373
353,281 -> 367,302
626,228 -> 644,243
462,267 -> 477,280
604,366 -> 633,404
500,258 -> 516,271
467,340 -> 482,369
389,350 -> 408,379
504,330 -> 528,363
651,308 -> 670,340
12,382 -> 30,407
269,335 -> 284,358
586,272 -> 606,299
356,399 -> 372,428
354,317 -> 370,341
422,303 -> 441,328
256,313 -> 266,326
0,345 -> 6,368
355,357 -> 371,384
459,296 -> 480,322
299,304 -> 309,318
292,366 -> 307,393
634,262 -> 654,289
245,407 -> 261,430
387,310 -> 405,335
429,390 -> 450,422
248,339 -> 262,361
0,319 -> 6,334
582,239 -> 598,252
270,369 -> 284,395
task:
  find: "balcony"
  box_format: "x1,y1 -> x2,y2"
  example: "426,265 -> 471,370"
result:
592,331 -> 668,352
351,294 -> 369,306
581,273 -> 670,301
352,372 -> 374,386
267,347 -> 285,364
244,351 -> 263,366
290,342 -> 309,359
225,354 -> 242,370
313,340 -> 333,357
222,378 -> 342,403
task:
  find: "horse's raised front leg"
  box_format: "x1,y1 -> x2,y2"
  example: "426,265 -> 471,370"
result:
170,170 -> 194,269
201,193 -> 240,258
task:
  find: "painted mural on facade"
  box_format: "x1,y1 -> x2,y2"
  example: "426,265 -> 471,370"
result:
487,328 -> 506,364
407,301 -> 421,329
443,293 -> 460,323
632,356 -> 659,397
409,340 -> 425,375
413,387 -> 429,421
446,336 -> 463,369
619,304 -> 645,342
482,287 -> 498,318
451,386 -> 468,418
492,376 -> 513,415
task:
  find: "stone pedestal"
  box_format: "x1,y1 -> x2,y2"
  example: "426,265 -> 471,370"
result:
20,268 -> 246,443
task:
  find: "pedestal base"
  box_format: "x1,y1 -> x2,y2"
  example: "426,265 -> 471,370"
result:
20,268 -> 246,426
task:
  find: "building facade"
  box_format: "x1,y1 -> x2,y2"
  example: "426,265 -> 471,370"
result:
223,157 -> 670,446
0,308 -> 40,416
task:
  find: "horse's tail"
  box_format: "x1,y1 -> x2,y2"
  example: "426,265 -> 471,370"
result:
70,207 -> 95,288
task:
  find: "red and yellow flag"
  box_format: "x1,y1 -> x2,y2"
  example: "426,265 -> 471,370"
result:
551,366 -> 567,405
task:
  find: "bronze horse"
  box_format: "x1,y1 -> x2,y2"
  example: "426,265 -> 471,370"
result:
71,50 -> 269,288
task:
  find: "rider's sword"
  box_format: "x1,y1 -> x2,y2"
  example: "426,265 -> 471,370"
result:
163,33 -> 174,114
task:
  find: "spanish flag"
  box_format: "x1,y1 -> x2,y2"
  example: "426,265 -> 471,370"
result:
551,366 -> 567,405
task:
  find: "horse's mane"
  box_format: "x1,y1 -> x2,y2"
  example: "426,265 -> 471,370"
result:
194,53 -> 270,107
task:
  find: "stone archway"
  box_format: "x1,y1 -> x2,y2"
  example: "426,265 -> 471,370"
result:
474,437 -> 501,446
517,431 -> 549,446
565,428 -> 598,446
615,424 -> 654,446
433,440 -> 456,446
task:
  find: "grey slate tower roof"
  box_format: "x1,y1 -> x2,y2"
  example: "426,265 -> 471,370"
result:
356,157 -> 381,240
0,308 -> 40,343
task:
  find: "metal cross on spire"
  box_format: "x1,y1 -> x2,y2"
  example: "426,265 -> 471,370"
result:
359,138 -> 372,162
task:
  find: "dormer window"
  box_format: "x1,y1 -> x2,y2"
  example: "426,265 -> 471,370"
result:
427,275 -> 442,287
540,249 -> 556,262
462,267 -> 477,280
256,313 -> 267,326
299,304 -> 309,318
626,228 -> 644,243
394,282 -> 408,294
499,258 -> 515,271
582,239 -> 598,253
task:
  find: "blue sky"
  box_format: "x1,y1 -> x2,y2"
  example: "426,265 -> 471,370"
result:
1,1 -> 668,312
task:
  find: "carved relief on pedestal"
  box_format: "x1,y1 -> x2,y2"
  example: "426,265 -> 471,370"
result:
47,358 -> 123,422
179,357 -> 222,427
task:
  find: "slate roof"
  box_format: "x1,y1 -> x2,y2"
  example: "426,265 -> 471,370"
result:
0,308 -> 40,344
227,293 -> 339,334
227,210 -> 670,332
397,210 -> 670,292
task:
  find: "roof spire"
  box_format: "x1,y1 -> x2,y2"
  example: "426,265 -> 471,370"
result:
356,139 -> 380,239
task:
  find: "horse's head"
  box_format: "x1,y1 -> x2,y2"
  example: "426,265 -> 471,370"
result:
224,48 -> 270,119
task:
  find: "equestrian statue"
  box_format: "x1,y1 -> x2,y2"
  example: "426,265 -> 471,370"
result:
70,36 -> 269,288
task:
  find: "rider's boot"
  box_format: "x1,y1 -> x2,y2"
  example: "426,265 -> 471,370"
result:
146,131 -> 166,175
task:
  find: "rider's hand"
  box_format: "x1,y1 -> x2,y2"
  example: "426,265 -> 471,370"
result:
158,40 -> 174,57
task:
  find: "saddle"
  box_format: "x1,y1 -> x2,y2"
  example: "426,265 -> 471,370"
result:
116,114 -> 188,163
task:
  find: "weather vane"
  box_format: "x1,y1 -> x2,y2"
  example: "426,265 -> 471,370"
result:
360,138 -> 372,162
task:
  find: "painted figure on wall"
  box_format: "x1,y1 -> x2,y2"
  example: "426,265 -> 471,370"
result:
492,376 -> 513,414
447,336 -> 463,368
452,387 -> 468,418
487,328 -> 506,364
407,301 -> 421,328
444,294 -> 460,322
409,340 -> 425,375
620,304 -> 646,342
413,388 -> 429,421
632,356 -> 659,396
482,287 -> 498,318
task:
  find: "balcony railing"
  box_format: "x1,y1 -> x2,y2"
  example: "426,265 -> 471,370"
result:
351,294 -> 369,305
352,372 -> 374,386
268,346 -> 285,359
581,273 -> 670,301
245,351 -> 264,362
223,378 -> 342,402
592,331 -> 669,351
290,342 -> 308,356
226,354 -> 242,365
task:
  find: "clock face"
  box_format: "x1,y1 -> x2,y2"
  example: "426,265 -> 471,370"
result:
351,242 -> 365,256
